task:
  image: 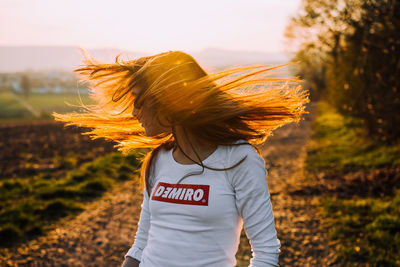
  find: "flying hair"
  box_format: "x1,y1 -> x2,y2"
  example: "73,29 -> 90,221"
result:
53,49 -> 310,195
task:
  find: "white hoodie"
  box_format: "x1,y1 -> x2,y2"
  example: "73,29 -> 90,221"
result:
125,140 -> 280,267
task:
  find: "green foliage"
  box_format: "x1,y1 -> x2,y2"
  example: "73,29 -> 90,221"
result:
305,101 -> 400,173
326,0 -> 400,144
0,150 -> 143,248
321,192 -> 400,266
286,0 -> 400,144
306,100 -> 400,265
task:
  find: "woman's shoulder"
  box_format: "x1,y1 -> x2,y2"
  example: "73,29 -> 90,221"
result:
223,140 -> 266,186
222,139 -> 262,163
226,139 -> 256,152
154,145 -> 171,163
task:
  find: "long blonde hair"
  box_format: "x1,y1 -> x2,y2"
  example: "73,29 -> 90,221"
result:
53,50 -> 309,194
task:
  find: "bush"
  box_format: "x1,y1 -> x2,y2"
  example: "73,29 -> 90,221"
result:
286,0 -> 400,144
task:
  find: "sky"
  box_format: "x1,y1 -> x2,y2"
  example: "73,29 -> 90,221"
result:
1,0 -> 302,54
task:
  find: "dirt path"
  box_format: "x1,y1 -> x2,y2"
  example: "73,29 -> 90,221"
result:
1,102 -> 334,267
258,102 -> 335,266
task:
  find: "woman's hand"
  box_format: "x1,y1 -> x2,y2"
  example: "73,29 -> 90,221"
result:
121,256 -> 140,267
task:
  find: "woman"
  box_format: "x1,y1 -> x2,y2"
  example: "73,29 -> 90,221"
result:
54,50 -> 309,266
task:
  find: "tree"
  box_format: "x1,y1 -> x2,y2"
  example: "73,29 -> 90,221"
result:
20,74 -> 31,98
0,75 -> 9,93
286,0 -> 400,144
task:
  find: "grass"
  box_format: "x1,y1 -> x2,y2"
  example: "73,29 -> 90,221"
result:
305,101 -> 400,173
305,100 -> 400,266
24,92 -> 94,113
0,150 -> 145,248
321,192 -> 400,266
0,92 -> 94,120
0,92 -> 32,119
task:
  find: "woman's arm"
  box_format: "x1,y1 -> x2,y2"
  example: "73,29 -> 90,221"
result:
122,187 -> 151,265
228,146 -> 281,267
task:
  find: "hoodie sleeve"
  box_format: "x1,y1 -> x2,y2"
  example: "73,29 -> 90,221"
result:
227,145 -> 281,267
124,187 -> 151,262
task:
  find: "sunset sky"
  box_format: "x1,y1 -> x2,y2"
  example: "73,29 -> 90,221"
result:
1,0 -> 302,54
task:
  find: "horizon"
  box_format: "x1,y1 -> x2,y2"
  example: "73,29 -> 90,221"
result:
0,46 -> 293,72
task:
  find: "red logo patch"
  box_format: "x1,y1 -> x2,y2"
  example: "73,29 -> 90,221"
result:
151,182 -> 209,206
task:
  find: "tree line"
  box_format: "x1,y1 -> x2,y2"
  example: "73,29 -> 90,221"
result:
286,0 -> 400,144
0,72 -> 87,97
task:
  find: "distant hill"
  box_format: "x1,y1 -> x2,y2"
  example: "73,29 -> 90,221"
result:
0,46 -> 291,72
193,47 -> 290,69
